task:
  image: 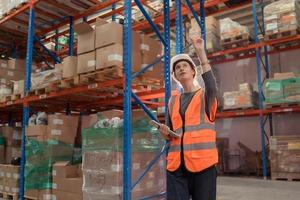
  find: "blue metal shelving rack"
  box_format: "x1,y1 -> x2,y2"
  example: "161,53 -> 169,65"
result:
14,0 -> 277,199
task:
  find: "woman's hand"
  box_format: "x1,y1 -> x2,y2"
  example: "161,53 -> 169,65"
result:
158,124 -> 171,140
190,37 -> 205,52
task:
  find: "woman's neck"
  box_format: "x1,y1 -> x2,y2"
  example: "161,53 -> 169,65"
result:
182,80 -> 196,93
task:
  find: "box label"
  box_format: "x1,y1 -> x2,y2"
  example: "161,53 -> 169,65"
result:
111,164 -> 121,172
7,71 -> 14,77
11,187 -> 19,193
5,186 -> 9,192
111,186 -> 122,194
53,119 -> 63,125
51,129 -> 62,136
52,183 -> 57,189
266,22 -> 278,31
108,54 -> 123,62
52,170 -> 57,176
141,44 -> 150,51
13,173 -> 19,179
133,163 -> 140,170
1,63 -> 7,68
87,60 -> 96,67
6,173 -> 11,178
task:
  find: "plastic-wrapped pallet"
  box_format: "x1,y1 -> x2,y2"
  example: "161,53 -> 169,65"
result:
31,68 -> 62,90
223,83 -> 257,110
188,16 -> 221,53
220,18 -> 250,40
264,0 -> 300,36
82,110 -> 166,200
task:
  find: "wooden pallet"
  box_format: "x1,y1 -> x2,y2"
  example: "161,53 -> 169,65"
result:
272,172 -> 300,181
0,192 -> 18,200
60,76 -> 78,89
265,102 -> 300,109
265,29 -> 299,40
77,66 -> 123,85
24,196 -> 38,200
221,33 -> 251,49
11,93 -> 24,101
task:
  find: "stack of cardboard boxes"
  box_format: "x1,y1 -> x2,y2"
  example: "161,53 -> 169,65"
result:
220,17 -> 250,45
264,0 -> 300,37
188,16 -> 221,53
270,135 -> 300,180
81,109 -> 165,200
0,59 -> 25,100
52,162 -> 83,200
71,18 -> 163,82
0,164 -> 20,194
223,83 -> 258,110
0,127 -> 22,164
25,113 -> 79,199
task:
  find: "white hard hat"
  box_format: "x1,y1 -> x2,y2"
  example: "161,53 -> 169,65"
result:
170,53 -> 197,78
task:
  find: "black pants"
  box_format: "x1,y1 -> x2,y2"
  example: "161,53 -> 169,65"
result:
167,165 -> 217,200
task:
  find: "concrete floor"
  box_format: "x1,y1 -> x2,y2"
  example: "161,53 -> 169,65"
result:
217,177 -> 300,200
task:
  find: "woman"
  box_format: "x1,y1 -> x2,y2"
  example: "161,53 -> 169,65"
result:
159,38 -> 218,200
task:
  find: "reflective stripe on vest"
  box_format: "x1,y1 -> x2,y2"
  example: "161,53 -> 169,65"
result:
169,142 -> 216,152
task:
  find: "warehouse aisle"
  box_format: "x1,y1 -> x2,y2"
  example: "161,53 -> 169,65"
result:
217,177 -> 300,200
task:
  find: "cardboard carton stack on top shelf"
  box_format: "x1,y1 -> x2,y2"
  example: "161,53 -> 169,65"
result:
219,18 -> 251,49
188,16 -> 221,53
72,18 -> 163,85
264,0 -> 300,39
81,109 -> 165,200
223,83 -> 258,110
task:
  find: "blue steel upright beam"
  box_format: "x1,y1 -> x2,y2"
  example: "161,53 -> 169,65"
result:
164,0 -> 171,114
112,3 -> 116,21
20,4 -> 35,200
69,16 -> 74,56
123,0 -> 132,199
175,0 -> 183,54
252,0 -> 267,179
200,0 -> 206,50
34,36 -> 61,64
260,0 -> 273,136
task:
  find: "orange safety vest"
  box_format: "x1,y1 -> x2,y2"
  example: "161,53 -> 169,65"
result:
167,89 -> 218,172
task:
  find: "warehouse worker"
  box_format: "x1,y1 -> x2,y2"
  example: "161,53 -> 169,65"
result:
159,38 -> 218,200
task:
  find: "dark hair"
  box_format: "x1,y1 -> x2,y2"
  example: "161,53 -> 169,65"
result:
173,59 -> 196,78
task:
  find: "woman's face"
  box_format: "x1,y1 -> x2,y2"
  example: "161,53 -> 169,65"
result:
174,60 -> 195,83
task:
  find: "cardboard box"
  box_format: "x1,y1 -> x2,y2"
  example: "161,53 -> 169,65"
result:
27,135 -> 47,142
63,56 -> 77,78
95,21 -> 140,49
77,51 -> 96,74
96,44 -> 141,72
0,59 -> 8,68
8,59 -> 26,71
53,190 -> 82,200
38,189 -> 53,200
52,177 -> 83,194
8,179 -> 19,193
95,22 -> 123,48
141,53 -> 163,79
0,145 -> 5,164
1,127 -> 22,146
48,114 -> 79,127
140,34 -> 162,56
81,110 -> 123,130
25,189 -> 39,198
12,79 -> 24,94
52,162 -> 79,178
5,165 -> 20,179
26,125 -> 47,137
74,22 -> 95,55
5,147 -> 21,164
0,68 -> 25,81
